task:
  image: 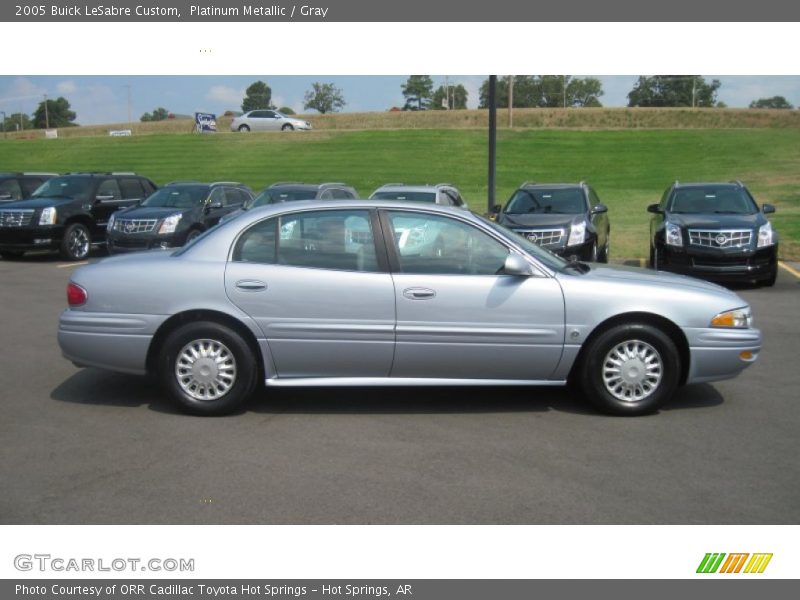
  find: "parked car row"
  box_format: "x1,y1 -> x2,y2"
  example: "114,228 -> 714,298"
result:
0,174 -> 780,287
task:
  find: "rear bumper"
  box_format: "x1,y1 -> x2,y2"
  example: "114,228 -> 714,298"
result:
58,310 -> 168,375
684,326 -> 762,384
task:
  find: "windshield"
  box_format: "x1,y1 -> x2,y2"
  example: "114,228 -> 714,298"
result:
141,185 -> 208,208
504,188 -> 587,214
668,188 -> 758,215
371,191 -> 437,203
477,215 -> 570,272
246,189 -> 318,208
32,176 -> 94,201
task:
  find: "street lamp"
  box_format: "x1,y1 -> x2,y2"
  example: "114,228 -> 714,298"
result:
1,111 -> 6,138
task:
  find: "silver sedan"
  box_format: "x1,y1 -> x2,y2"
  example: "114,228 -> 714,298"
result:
58,201 -> 761,416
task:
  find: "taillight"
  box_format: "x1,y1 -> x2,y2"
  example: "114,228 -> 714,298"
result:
67,282 -> 87,307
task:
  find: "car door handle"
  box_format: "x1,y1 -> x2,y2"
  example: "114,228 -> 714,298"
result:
235,280 -> 267,292
403,287 -> 436,300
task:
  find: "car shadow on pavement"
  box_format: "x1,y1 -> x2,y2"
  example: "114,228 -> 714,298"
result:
51,369 -> 725,417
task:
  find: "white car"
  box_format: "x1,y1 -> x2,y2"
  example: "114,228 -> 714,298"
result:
230,110 -> 312,132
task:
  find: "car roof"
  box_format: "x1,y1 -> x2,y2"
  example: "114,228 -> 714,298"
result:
267,182 -> 351,191
518,182 -> 584,190
673,182 -> 744,189
373,184 -> 453,193
238,199 -> 473,219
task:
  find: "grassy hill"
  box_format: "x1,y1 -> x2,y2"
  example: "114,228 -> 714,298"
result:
1,127 -> 798,259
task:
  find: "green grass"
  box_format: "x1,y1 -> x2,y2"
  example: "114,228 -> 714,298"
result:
2,128 -> 799,259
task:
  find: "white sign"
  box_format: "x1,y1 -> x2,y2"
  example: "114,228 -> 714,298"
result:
44,128 -> 58,139
109,129 -> 132,136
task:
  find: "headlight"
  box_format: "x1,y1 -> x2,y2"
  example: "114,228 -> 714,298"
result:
665,222 -> 683,247
158,213 -> 182,234
567,221 -> 586,246
711,307 -> 752,329
757,222 -> 775,248
107,213 -> 116,232
39,207 -> 57,225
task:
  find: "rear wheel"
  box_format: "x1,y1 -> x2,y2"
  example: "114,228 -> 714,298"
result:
576,323 -> 680,416
60,222 -> 91,261
238,124 -> 250,132
158,321 -> 258,415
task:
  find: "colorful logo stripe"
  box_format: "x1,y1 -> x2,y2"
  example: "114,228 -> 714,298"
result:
697,553 -> 773,574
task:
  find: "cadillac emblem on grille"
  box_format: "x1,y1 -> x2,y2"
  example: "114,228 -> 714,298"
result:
715,234 -> 728,246
124,221 -> 135,234
528,233 -> 538,242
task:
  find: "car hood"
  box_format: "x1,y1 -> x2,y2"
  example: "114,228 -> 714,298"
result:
666,212 -> 765,229
0,196 -> 77,209
573,263 -> 736,295
499,213 -> 581,229
115,206 -> 194,220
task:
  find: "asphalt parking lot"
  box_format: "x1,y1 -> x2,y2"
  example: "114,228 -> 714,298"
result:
1,253 -> 799,524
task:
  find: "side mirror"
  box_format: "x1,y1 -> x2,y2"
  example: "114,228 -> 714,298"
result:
591,203 -> 608,214
0,192 -> 13,201
502,253 -> 532,277
762,203 -> 776,214
208,200 -> 223,210
95,194 -> 115,202
647,203 -> 663,214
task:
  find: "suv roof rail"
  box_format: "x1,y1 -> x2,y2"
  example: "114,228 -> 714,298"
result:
519,181 -> 537,187
211,181 -> 243,186
165,180 -> 201,185
434,182 -> 453,188
320,182 -> 347,187
269,181 -> 304,187
65,171 -> 138,176
731,179 -> 745,187
380,182 -> 405,187
22,172 -> 59,176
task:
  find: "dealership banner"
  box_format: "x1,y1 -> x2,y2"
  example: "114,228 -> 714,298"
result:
2,580 -> 797,599
4,0 -> 800,22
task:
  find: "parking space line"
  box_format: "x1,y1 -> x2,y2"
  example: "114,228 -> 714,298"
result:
778,261 -> 800,279
56,262 -> 89,269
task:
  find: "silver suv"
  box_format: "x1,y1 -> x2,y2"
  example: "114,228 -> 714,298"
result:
230,110 -> 312,132
369,183 -> 468,209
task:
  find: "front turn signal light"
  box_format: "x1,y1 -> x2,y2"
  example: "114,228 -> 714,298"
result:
711,308 -> 751,329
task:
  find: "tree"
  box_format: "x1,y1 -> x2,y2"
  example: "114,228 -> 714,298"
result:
303,82 -> 346,114
479,76 -> 604,108
241,81 -> 274,112
401,75 -> 434,110
32,96 -> 77,128
749,96 -> 793,109
627,76 -> 720,107
431,84 -> 468,110
140,107 -> 170,122
2,112 -> 32,131
277,106 -> 296,115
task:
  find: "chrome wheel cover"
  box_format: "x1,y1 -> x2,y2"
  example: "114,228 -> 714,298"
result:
602,339 -> 663,402
68,227 -> 89,258
175,339 -> 237,401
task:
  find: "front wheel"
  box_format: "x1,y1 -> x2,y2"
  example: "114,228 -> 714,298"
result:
281,123 -> 294,131
60,222 -> 91,260
575,323 -> 680,416
760,265 -> 778,287
158,321 -> 258,415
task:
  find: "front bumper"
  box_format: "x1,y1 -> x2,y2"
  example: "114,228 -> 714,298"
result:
107,229 -> 188,253
660,244 -> 777,282
0,225 -> 64,252
509,228 -> 597,261
684,326 -> 762,384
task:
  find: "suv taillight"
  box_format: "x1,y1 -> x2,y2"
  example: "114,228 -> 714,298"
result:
67,282 -> 87,307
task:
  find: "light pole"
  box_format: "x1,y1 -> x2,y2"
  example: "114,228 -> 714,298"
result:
43,94 -> 49,129
508,76 -> 514,128
1,111 -> 5,138
123,84 -> 132,124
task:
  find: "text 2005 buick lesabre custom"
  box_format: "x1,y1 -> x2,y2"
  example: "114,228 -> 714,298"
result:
58,200 -> 761,416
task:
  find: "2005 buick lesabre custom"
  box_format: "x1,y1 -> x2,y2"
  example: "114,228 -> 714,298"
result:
58,200 -> 761,416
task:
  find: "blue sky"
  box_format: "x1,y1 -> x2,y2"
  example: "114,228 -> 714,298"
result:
2,75 -> 800,125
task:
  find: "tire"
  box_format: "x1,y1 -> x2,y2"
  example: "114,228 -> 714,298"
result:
0,251 -> 24,260
589,241 -> 598,262
281,123 -> 294,131
649,244 -> 662,270
576,323 -> 680,416
158,321 -> 258,416
60,222 -> 91,261
600,234 -> 610,263
238,124 -> 250,132
760,265 -> 778,287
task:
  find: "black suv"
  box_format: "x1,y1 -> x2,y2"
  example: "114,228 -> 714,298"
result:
107,181 -> 254,254
648,181 -> 778,286
0,172 -> 157,260
219,182 -> 358,224
0,172 -> 58,202
493,182 -> 610,262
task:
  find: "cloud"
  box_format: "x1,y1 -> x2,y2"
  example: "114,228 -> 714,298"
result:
56,80 -> 77,95
0,77 -> 46,109
205,85 -> 243,109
